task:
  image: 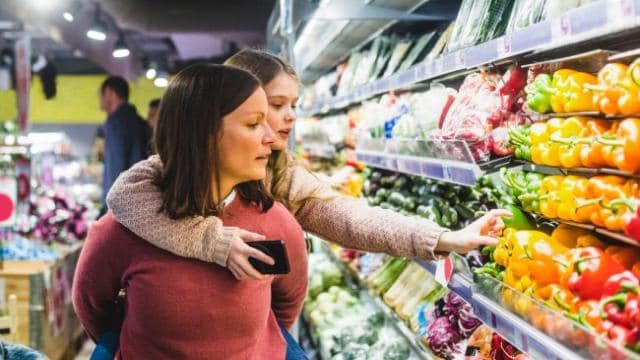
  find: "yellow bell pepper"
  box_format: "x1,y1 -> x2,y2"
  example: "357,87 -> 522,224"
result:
550,70 -> 599,113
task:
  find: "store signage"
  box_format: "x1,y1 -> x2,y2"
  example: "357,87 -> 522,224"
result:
0,177 -> 17,227
15,36 -> 31,135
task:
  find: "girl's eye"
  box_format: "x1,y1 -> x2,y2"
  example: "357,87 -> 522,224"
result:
270,103 -> 284,109
248,123 -> 260,129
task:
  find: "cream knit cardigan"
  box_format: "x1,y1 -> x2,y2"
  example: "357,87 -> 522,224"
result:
106,155 -> 447,266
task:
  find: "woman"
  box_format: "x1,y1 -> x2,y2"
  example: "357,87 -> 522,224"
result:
107,49 -> 508,281
73,64 -> 308,359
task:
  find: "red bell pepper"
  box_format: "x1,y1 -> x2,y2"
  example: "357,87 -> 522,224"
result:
625,295 -> 640,329
567,247 -> 625,300
608,324 -> 632,348
626,207 -> 640,242
603,271 -> 640,297
600,292 -> 640,329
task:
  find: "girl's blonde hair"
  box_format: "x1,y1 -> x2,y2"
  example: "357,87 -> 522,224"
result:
225,49 -> 330,209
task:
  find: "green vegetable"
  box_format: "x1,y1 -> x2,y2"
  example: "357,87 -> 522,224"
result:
525,73 -> 553,113
417,205 -> 441,224
501,204 -> 536,230
387,192 -> 406,207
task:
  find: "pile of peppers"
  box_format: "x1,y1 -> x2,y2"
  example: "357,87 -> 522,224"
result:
476,225 -> 640,353
509,116 -> 640,173
501,168 -> 640,242
526,60 -> 640,116
525,69 -> 599,114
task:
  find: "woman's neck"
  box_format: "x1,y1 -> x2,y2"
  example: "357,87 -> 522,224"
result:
212,178 -> 237,205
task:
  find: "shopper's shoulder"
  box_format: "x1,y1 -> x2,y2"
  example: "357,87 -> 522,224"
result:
88,212 -> 139,244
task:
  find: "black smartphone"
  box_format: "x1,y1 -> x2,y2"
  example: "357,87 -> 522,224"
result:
246,240 -> 290,275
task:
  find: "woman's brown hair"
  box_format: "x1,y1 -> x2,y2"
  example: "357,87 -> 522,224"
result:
224,49 -> 310,209
154,63 -> 273,219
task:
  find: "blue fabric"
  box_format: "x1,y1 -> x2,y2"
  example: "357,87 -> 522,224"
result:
101,103 -> 151,207
90,331 -> 119,360
0,341 -> 47,359
279,324 -> 308,360
91,325 -> 308,360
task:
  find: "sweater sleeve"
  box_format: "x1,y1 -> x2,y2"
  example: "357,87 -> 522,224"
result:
106,156 -> 232,266
287,166 -> 447,261
72,217 -> 128,342
270,225 -> 309,330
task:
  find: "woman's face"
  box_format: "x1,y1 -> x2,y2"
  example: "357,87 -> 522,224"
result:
218,87 -> 274,185
263,72 -> 299,151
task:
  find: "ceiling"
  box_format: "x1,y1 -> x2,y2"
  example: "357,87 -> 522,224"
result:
0,0 -> 277,79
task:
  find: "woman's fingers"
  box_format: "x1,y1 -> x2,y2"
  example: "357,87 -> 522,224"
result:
246,246 -> 275,266
238,258 -> 265,280
475,235 -> 499,247
237,229 -> 267,242
488,209 -> 513,218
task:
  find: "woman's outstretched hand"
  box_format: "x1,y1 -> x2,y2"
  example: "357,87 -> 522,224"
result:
436,209 -> 512,254
225,228 -> 274,280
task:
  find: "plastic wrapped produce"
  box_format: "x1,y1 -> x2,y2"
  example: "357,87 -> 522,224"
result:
506,0 -> 547,34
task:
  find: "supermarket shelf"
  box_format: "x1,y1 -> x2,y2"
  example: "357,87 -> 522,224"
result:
302,145 -> 336,160
415,260 -> 582,360
300,0 -> 640,118
295,0 -> 439,82
530,212 -> 640,248
356,150 -> 511,186
320,243 -> 435,360
518,161 -> 640,179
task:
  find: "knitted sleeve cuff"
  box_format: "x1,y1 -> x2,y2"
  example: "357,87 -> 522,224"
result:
209,226 -> 235,267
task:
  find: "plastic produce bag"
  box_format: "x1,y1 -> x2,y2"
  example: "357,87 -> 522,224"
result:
506,0 -> 547,33
429,73 -> 502,161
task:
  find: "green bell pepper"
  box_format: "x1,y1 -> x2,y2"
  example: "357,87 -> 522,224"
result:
525,73 -> 554,113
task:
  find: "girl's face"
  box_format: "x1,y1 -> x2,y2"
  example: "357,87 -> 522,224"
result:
218,87 -> 274,186
262,72 -> 299,151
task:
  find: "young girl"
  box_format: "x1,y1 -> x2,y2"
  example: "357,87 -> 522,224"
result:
106,49 -> 508,280
73,64 -> 308,359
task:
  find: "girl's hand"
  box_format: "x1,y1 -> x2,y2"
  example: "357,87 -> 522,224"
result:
225,228 -> 274,280
436,209 -> 511,254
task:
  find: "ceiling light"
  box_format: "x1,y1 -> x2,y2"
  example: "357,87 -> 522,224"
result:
112,34 -> 130,58
145,68 -> 156,79
63,12 -> 74,22
87,7 -> 107,41
154,76 -> 168,88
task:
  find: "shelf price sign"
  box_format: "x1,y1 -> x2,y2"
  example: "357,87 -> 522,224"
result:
0,176 -> 17,227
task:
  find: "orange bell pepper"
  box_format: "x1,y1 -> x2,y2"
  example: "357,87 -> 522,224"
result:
598,118 -> 640,173
605,245 -> 640,269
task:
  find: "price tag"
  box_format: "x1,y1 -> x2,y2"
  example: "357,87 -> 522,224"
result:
472,300 -> 495,326
495,313 -> 518,343
609,0 -> 636,23
552,14 -> 572,40
421,161 -> 444,179
444,166 -> 476,186
434,58 -> 444,75
454,50 -> 465,68
402,159 -> 421,175
434,256 -> 453,287
497,36 -> 512,58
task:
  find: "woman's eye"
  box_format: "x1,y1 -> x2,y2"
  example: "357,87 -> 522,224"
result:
248,123 -> 260,129
270,103 -> 283,109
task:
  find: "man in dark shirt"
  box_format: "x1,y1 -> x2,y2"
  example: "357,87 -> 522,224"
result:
99,76 -> 152,210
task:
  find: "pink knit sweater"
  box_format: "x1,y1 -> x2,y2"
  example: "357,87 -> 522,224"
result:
106,155 -> 447,266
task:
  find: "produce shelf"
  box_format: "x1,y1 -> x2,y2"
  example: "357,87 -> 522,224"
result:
319,242 -> 436,360
300,0 -> 640,118
519,161 -> 640,180
416,258 -> 640,360
355,138 -> 511,186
